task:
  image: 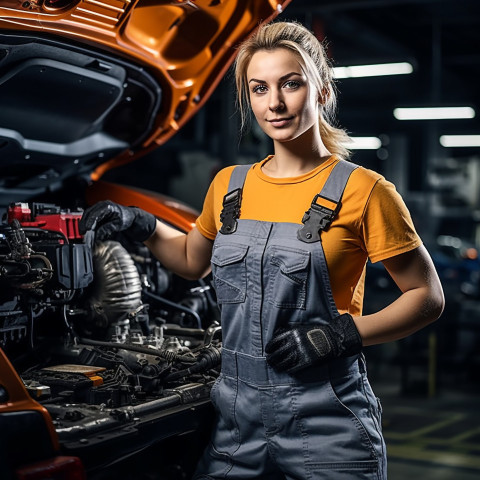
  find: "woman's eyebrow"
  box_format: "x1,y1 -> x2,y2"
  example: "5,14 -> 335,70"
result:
279,72 -> 303,81
248,72 -> 303,84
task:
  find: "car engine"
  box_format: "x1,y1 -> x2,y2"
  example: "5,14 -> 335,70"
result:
0,202 -> 221,477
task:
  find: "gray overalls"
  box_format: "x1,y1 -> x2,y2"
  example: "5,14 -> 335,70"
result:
195,161 -> 387,479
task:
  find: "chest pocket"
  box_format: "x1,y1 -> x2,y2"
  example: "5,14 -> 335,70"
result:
268,246 -> 310,309
211,244 -> 248,304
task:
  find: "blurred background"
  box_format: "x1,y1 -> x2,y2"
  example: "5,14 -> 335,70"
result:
104,1 -> 480,478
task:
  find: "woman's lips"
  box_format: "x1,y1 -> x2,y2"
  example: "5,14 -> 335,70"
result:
268,117 -> 293,127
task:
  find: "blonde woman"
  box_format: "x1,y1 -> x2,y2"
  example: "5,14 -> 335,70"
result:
81,21 -> 444,480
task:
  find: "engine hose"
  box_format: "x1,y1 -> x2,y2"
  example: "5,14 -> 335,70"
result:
143,290 -> 202,328
88,241 -> 143,325
78,337 -> 196,363
164,345 -> 222,382
162,324 -> 205,338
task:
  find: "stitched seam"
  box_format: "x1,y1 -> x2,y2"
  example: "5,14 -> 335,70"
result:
290,385 -> 314,480
327,379 -> 378,460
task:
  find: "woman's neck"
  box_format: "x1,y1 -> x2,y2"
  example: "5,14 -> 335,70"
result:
263,134 -> 332,178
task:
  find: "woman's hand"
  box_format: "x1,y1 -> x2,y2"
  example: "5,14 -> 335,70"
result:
79,200 -> 156,242
265,313 -> 362,373
80,200 -> 213,281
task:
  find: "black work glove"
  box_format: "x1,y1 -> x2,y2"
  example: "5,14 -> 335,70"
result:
79,200 -> 156,242
265,314 -> 362,374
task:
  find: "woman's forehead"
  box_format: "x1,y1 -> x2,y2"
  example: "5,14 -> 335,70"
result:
247,48 -> 305,79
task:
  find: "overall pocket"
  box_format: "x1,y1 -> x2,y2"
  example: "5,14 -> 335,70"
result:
211,244 -> 248,304
209,374 -> 241,454
268,246 -> 310,309
288,379 -> 382,479
327,372 -> 385,462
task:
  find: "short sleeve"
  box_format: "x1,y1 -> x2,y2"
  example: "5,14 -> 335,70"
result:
195,180 -> 218,240
195,166 -> 235,240
361,178 -> 422,263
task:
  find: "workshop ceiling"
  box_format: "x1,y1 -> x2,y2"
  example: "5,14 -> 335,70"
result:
286,0 -> 480,142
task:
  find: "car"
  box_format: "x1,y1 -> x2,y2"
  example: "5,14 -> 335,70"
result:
0,1 -> 291,479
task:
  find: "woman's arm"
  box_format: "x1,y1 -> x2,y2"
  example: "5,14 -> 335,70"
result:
145,221 -> 214,281
79,200 -> 214,281
265,245 -> 444,374
354,245 -> 445,346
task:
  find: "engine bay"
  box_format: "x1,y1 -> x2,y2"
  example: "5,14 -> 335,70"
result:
0,202 -> 221,473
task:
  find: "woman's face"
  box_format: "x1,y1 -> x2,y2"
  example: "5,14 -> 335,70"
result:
246,48 -> 319,144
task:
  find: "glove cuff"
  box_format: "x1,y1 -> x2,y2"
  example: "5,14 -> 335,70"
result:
333,313 -> 363,357
126,207 -> 157,242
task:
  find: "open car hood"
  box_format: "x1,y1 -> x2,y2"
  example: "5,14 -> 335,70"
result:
0,0 -> 291,205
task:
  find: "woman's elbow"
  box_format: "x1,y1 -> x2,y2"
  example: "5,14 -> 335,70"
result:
178,265 -> 212,282
434,288 -> 446,320
426,282 -> 445,324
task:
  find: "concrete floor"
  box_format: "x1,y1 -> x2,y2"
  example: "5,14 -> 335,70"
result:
369,361 -> 480,480
388,460 -> 480,480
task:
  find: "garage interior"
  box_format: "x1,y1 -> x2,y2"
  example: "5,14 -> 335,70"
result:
102,1 -> 480,478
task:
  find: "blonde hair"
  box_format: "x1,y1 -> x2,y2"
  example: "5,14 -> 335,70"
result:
235,21 -> 351,160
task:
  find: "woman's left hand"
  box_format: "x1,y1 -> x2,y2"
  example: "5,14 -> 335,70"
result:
265,313 -> 362,374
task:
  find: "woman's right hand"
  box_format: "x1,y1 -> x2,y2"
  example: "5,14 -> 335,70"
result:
79,200 -> 157,242
81,201 -> 213,281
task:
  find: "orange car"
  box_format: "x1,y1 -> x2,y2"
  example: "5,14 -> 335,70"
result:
0,1 -> 290,479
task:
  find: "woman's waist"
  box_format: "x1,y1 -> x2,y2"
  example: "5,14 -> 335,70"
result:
220,347 -> 360,386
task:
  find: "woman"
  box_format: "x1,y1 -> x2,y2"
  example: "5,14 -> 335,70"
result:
80,21 -> 444,480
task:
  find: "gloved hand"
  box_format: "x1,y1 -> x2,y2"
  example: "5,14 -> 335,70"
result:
265,313 -> 362,374
79,200 -> 157,242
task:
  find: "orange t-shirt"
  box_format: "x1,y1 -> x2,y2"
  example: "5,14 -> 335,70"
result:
196,156 -> 422,315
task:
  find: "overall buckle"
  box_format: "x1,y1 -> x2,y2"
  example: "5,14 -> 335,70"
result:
297,194 -> 340,243
219,188 -> 242,234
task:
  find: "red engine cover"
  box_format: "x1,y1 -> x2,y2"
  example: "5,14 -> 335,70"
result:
7,203 -> 83,241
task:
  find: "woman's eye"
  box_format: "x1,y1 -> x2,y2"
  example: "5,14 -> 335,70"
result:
252,84 -> 267,94
284,80 -> 300,89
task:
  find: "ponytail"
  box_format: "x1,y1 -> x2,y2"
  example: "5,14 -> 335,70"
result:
319,116 -> 351,160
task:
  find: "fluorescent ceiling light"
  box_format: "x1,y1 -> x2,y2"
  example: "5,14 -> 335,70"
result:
440,135 -> 480,147
346,137 -> 382,150
333,62 -> 413,79
393,107 -> 476,120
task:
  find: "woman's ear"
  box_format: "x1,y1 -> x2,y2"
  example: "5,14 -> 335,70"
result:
318,86 -> 331,105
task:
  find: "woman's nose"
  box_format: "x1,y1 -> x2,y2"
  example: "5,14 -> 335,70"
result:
269,91 -> 285,112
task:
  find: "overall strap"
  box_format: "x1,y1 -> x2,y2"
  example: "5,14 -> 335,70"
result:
219,164 -> 252,235
297,160 -> 358,243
